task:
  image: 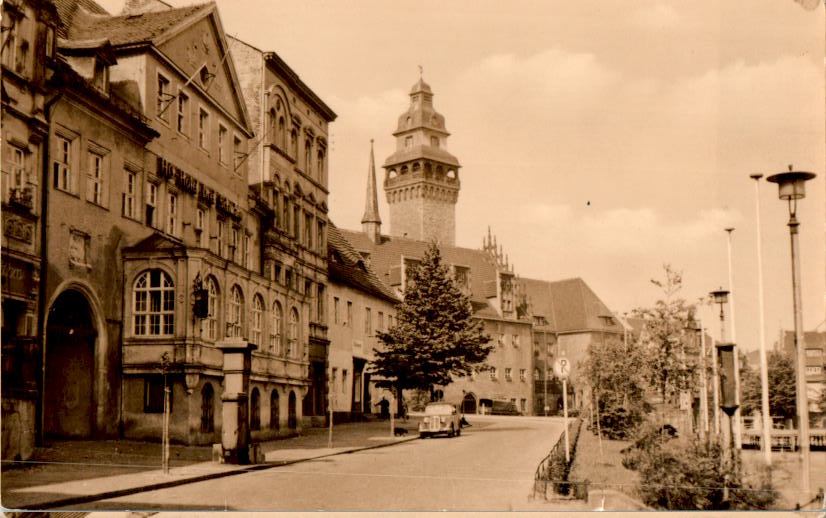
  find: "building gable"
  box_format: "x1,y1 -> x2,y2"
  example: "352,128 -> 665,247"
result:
155,10 -> 251,135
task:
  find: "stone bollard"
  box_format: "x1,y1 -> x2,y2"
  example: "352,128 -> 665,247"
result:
217,337 -> 256,464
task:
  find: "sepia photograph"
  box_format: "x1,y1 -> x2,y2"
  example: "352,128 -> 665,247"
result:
1,0 -> 825,513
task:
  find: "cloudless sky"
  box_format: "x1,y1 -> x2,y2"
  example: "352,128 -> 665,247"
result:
100,0 -> 826,354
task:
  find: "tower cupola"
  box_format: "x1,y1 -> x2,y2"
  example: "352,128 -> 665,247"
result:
383,75 -> 461,245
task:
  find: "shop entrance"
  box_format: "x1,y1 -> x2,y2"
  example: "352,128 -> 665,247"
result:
44,290 -> 97,438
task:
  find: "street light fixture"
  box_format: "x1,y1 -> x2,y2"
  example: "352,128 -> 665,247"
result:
710,289 -> 729,340
766,166 -> 816,497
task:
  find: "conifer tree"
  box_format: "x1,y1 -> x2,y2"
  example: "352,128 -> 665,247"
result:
370,242 -> 493,407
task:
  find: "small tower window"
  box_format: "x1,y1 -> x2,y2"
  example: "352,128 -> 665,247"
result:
430,136 -> 439,148
405,136 -> 413,149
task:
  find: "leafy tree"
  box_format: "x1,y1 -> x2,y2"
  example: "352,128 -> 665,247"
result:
740,352 -> 797,419
370,242 -> 493,410
632,265 -> 698,433
582,333 -> 648,439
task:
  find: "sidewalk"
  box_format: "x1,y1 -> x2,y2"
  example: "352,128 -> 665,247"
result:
1,419 -> 416,511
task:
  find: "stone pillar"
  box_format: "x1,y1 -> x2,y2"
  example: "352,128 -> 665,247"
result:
217,337 -> 256,464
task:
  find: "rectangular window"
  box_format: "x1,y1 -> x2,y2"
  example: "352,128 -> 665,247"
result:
274,263 -> 282,284
505,368 -> 512,381
177,91 -> 189,134
512,335 -> 520,347
293,205 -> 300,239
157,74 -> 171,121
332,368 -> 338,394
122,170 -> 136,218
9,145 -> 25,191
519,368 -> 527,382
167,193 -> 178,236
198,108 -> 209,149
196,208 -> 206,247
316,285 -> 325,323
231,227 -> 239,262
305,212 -> 313,249
405,135 -> 412,148
144,377 -> 168,413
53,136 -> 73,192
317,220 -> 325,254
282,196 -> 290,231
498,334 -> 505,347
520,399 -> 526,413
305,280 -> 312,301
218,124 -> 227,164
346,301 -> 353,327
365,307 -> 372,336
334,297 -> 340,324
217,220 -> 226,257
490,367 -> 498,380
285,269 -> 293,291
145,183 -> 157,228
342,369 -> 348,394
233,136 -> 243,172
377,311 -> 384,332
86,152 -> 105,205
243,234 -> 250,269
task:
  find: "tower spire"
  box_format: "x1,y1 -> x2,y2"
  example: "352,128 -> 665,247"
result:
362,139 -> 382,243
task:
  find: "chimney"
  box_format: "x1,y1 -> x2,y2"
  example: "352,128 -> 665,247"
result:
121,0 -> 174,15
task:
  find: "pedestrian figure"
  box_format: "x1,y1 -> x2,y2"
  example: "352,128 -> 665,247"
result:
377,397 -> 390,419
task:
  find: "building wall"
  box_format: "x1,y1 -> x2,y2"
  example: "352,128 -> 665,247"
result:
442,317 -> 533,415
327,281 -> 396,417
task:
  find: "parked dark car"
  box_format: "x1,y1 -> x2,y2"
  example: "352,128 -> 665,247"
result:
490,400 -> 521,416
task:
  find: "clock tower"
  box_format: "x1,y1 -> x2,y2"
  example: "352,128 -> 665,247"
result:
383,77 -> 461,246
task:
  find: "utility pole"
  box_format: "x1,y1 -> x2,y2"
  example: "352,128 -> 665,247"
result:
724,228 -> 742,452
161,352 -> 171,474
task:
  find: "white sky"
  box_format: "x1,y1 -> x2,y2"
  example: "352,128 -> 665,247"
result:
100,0 -> 826,353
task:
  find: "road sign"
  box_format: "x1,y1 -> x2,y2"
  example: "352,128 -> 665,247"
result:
553,358 -> 571,380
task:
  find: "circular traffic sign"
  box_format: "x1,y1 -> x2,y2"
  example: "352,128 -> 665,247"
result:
553,358 -> 571,380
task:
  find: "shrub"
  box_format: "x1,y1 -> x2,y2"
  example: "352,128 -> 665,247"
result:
635,438 -> 776,510
597,402 -> 644,440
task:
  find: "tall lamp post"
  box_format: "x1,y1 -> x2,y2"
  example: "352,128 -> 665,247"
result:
724,228 -> 742,452
685,316 -> 707,442
711,288 -> 738,500
766,167 -> 816,496
749,173 -> 772,466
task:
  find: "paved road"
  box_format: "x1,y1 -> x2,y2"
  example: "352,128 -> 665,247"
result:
76,415 -> 567,512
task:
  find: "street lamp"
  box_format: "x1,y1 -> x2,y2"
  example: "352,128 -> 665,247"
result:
766,166 -> 816,497
710,288 -> 738,501
710,289 -> 729,340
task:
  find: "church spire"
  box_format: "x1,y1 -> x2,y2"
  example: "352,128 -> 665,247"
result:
362,139 -> 382,243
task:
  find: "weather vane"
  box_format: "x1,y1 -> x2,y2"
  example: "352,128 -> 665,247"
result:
418,65 -> 423,78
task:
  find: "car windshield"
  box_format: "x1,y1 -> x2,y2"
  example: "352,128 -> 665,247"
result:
424,404 -> 453,415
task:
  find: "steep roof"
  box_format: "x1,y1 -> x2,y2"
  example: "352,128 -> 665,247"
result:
53,0 -> 109,38
361,141 -> 381,225
337,229 -> 499,307
328,224 -> 399,304
64,3 -> 211,48
521,276 -> 625,335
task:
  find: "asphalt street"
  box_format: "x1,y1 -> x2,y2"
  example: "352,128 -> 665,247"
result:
73,415 -> 568,512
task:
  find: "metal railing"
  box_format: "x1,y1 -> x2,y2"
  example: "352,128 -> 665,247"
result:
741,428 -> 826,451
533,413 -> 589,501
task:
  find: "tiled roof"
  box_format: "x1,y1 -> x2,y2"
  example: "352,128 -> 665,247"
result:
521,277 -> 625,334
337,229 -> 499,307
64,3 -> 211,47
328,224 -> 399,304
53,0 -> 109,38
383,145 -> 461,168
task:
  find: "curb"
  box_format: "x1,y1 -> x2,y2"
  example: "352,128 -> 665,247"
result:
10,435 -> 419,511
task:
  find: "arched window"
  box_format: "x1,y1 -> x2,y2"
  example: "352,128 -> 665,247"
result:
268,108 -> 276,145
250,387 -> 260,431
251,294 -> 264,346
228,285 -> 243,337
270,301 -> 283,355
288,307 -> 299,358
534,368 -> 540,381
270,390 -> 280,430
290,129 -> 297,158
205,276 -> 219,340
304,139 -> 312,175
201,383 -> 214,433
278,117 -> 285,149
316,149 -> 324,181
133,269 -> 175,336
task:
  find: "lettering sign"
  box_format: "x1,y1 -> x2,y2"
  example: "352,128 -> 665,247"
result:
1,257 -> 33,297
156,156 -> 217,206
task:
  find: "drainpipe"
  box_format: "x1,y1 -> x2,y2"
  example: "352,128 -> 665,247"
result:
37,91 -> 61,445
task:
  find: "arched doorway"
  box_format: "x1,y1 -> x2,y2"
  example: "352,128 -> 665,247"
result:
287,390 -> 297,429
44,289 -> 97,438
462,392 -> 477,414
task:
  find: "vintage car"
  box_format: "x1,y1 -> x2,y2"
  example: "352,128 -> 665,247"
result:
418,403 -> 462,438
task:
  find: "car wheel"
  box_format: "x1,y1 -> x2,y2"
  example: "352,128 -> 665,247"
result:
457,426 -> 462,437
419,432 -> 429,439
448,424 -> 455,438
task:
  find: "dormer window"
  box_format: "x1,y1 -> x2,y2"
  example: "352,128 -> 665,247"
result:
93,60 -> 109,92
